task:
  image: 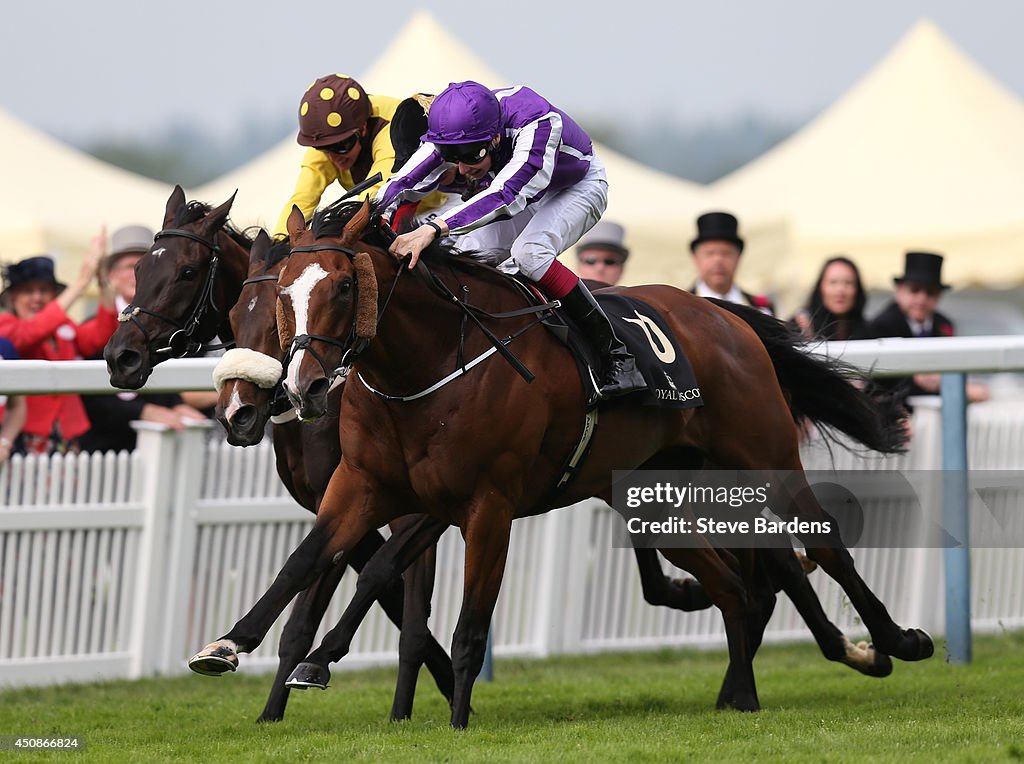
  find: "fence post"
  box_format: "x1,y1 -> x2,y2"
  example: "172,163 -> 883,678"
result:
158,422 -> 213,675
128,423 -> 178,678
941,373 -> 972,663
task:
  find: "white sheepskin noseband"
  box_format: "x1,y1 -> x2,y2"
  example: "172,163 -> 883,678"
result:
212,348 -> 284,392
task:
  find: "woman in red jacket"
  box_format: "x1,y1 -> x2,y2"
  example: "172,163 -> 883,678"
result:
0,235 -> 117,454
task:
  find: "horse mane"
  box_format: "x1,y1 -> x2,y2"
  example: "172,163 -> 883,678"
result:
309,198 -> 525,294
259,238 -> 292,270
175,200 -> 255,249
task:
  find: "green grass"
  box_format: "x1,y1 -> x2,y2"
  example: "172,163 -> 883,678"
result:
1,633 -> 1023,762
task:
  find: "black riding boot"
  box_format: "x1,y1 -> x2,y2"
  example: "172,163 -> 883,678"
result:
560,282 -> 647,399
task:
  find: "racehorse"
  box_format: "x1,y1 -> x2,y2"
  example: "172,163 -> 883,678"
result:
189,199 -> 932,728
216,220 -> 902,708
102,188 -> 457,722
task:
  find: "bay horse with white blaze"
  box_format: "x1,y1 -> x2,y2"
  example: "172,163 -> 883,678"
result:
190,200 -> 932,729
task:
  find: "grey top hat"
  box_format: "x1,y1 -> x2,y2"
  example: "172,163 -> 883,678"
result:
107,225 -> 154,269
576,220 -> 629,260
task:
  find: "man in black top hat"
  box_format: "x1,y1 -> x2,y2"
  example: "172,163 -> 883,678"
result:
689,211 -> 774,315
867,251 -> 988,402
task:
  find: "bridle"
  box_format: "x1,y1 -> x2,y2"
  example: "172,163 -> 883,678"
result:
116,227 -> 232,358
282,241 -> 408,385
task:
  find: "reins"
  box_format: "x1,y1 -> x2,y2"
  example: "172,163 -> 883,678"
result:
117,227 -> 234,357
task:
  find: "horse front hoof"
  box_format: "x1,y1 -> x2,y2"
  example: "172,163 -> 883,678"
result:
188,642 -> 239,676
285,662 -> 330,690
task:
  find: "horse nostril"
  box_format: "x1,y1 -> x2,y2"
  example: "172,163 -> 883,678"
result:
231,405 -> 258,432
307,377 -> 330,403
116,349 -> 142,374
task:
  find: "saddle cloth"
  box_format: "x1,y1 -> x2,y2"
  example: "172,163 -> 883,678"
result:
593,294 -> 704,409
535,290 -> 703,410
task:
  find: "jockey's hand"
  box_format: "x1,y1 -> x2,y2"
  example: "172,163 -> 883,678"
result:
389,222 -> 446,269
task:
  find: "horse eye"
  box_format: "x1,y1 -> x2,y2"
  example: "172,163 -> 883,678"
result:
180,266 -> 198,282
338,278 -> 353,294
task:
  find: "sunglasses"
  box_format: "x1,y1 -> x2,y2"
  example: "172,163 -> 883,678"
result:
437,141 -> 491,165
581,256 -> 623,267
322,133 -> 361,155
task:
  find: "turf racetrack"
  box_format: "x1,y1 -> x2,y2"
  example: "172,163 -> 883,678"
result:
1,633 -> 1022,762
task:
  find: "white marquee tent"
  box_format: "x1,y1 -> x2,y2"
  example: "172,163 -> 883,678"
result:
709,19 -> 1024,312
0,108 -> 173,281
194,11 -> 712,288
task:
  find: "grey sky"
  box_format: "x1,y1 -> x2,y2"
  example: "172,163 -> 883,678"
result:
2,0 -> 1022,143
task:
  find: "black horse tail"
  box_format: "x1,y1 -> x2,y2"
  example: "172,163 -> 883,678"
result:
707,298 -> 907,454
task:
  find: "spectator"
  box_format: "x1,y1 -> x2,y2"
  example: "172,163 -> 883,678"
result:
79,225 -> 209,453
689,211 -> 774,315
0,235 -> 116,454
867,251 -> 989,402
792,256 -> 869,340
0,337 -> 27,464
575,220 -> 629,287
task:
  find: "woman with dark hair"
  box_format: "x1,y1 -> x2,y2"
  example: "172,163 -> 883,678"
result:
793,256 -> 868,341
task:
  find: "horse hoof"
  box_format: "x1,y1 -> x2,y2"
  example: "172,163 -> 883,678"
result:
718,695 -> 760,712
864,646 -> 894,678
908,628 -> 934,661
188,642 -> 239,676
285,662 -> 330,690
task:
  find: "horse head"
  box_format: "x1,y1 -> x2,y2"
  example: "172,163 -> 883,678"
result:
104,185 -> 249,389
213,230 -> 292,446
277,200 -> 379,420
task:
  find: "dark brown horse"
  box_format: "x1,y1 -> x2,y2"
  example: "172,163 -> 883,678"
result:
189,200 -> 931,728
102,189 -> 457,723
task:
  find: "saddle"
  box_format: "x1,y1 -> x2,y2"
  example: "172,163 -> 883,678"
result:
511,277 -> 704,412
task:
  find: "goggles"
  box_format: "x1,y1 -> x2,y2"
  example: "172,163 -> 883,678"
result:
581,256 -> 624,267
322,132 -> 361,155
437,141 -> 491,165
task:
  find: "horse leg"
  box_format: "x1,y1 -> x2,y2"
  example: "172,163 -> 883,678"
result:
763,547 -> 893,677
189,520 -> 337,675
659,546 -> 760,711
633,548 -> 713,611
256,560 -> 348,722
345,518 -> 454,711
286,514 -> 449,690
710,548 -> 772,710
391,544 -> 439,721
449,508 -> 514,729
781,471 -> 934,663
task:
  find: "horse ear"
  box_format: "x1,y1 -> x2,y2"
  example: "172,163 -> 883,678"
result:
286,205 -> 306,240
201,191 -> 237,235
343,199 -> 371,240
163,185 -> 187,227
251,229 -> 272,264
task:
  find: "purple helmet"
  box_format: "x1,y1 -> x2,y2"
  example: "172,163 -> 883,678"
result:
422,81 -> 501,144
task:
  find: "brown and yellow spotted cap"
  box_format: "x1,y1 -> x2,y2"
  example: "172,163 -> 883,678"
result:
296,74 -> 371,147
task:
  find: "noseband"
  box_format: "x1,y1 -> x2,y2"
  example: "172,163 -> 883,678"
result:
117,228 -> 229,358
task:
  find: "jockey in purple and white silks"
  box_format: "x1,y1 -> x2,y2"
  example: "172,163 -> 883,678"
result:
376,81 -> 645,399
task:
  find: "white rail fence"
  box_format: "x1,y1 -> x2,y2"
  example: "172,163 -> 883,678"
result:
1,344 -> 1024,688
